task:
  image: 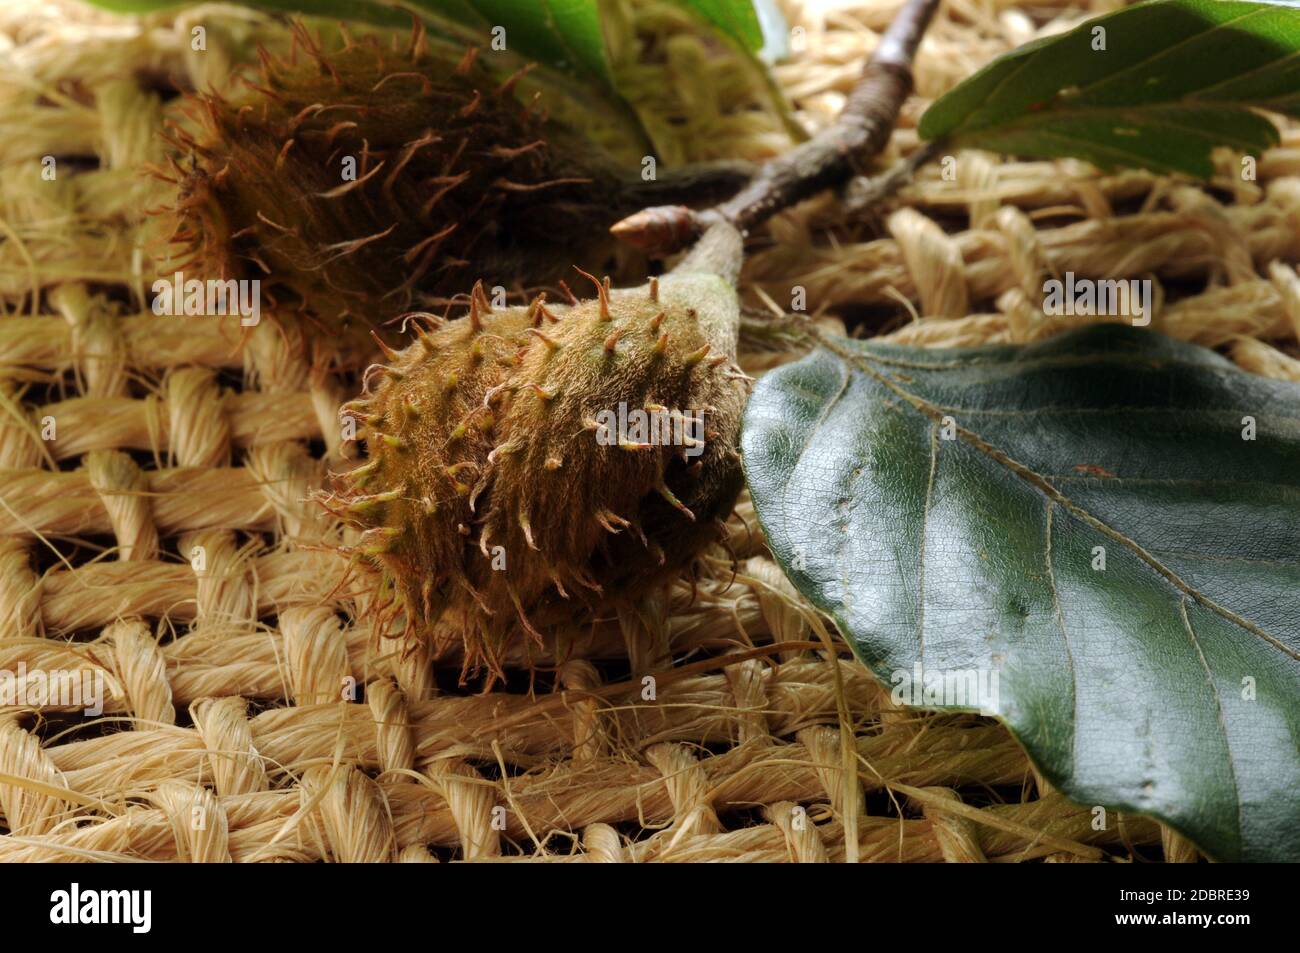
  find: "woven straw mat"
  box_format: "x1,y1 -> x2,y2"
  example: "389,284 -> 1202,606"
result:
1,0 -> 1297,862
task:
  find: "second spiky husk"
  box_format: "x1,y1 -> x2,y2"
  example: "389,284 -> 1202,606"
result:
331,270 -> 749,680
162,22 -> 646,356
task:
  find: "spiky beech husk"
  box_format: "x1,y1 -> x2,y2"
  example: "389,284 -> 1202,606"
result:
332,265 -> 749,680
161,22 -> 646,354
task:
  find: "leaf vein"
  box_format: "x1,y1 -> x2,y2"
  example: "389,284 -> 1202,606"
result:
1044,499 -> 1080,781
813,330 -> 1300,664
917,421 -> 939,663
1179,597 -> 1244,855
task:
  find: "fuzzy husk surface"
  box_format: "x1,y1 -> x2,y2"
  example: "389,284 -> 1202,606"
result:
333,269 -> 748,678
164,26 -> 670,355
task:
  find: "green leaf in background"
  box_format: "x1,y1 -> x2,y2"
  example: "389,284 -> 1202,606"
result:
86,0 -> 612,79
676,0 -> 764,51
919,0 -> 1300,177
83,0 -> 793,154
742,324 -> 1300,862
455,0 -> 611,80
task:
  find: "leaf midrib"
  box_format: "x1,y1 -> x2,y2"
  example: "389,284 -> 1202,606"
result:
810,331 -> 1300,665
953,103 -> 1277,154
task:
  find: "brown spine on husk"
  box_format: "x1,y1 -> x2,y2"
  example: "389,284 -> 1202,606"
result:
330,266 -> 747,682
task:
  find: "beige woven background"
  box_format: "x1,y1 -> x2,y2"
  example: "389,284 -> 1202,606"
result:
0,0 -> 1294,862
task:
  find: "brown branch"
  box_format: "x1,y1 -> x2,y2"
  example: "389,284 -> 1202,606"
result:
611,0 -> 942,257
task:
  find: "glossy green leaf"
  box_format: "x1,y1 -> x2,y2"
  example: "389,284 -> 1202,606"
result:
742,324 -> 1300,862
919,0 -> 1300,177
